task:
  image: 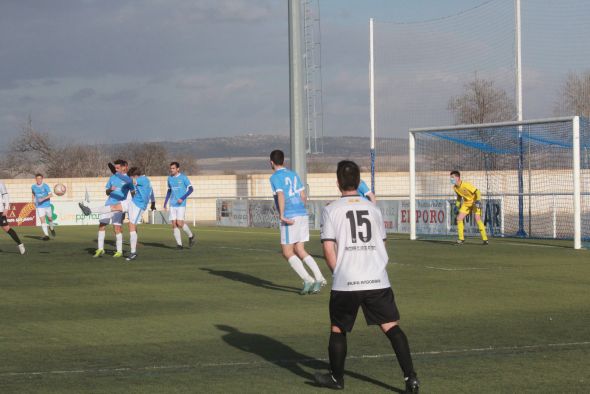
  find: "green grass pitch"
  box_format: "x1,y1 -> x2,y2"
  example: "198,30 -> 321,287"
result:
0,225 -> 589,393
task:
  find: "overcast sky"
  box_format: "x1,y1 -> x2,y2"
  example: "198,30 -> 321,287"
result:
0,0 -> 588,144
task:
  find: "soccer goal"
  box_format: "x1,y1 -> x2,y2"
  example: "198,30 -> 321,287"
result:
409,116 -> 590,249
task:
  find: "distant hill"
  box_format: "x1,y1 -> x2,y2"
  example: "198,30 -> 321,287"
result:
121,135 -> 408,159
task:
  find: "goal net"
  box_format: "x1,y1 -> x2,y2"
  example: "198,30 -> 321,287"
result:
409,117 -> 590,249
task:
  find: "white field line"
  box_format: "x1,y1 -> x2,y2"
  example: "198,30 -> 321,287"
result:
0,341 -> 588,378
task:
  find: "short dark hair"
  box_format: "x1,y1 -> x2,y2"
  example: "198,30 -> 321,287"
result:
450,170 -> 461,177
35,173 -> 43,178
270,150 -> 284,165
337,160 -> 360,191
170,162 -> 180,168
113,159 -> 126,166
128,167 -> 142,177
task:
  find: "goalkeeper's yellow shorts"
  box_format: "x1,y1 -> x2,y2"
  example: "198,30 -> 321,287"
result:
459,204 -> 482,216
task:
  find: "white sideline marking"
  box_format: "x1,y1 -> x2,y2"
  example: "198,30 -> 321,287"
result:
423,266 -> 490,271
502,242 -> 563,249
1,341 -> 588,378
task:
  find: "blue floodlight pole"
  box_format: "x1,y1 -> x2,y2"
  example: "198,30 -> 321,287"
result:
515,0 -> 527,237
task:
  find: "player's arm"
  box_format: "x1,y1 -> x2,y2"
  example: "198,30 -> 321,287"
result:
178,185 -> 194,204
322,240 -> 337,273
276,191 -> 294,225
149,189 -> 156,211
474,188 -> 482,208
163,188 -> 171,209
1,184 -> 10,214
105,178 -> 114,196
299,189 -> 307,204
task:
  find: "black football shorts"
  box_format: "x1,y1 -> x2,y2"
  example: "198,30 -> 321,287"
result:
329,287 -> 400,332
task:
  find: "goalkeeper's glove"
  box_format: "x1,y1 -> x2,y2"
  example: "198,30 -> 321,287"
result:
150,201 -> 156,211
475,200 -> 482,209
108,162 -> 116,175
453,200 -> 460,215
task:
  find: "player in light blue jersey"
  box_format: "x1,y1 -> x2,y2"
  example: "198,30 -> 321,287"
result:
31,173 -> 56,240
357,179 -> 376,203
125,167 -> 155,261
79,159 -> 132,258
269,150 -> 326,295
163,162 -> 195,249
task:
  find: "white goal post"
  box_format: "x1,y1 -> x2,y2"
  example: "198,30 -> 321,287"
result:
409,116 -> 586,249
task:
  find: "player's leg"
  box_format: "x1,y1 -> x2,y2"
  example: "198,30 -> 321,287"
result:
95,222 -> 107,257
79,202 -> 122,216
126,203 -> 142,261
294,242 -> 326,293
38,209 -> 50,240
456,208 -> 468,244
46,208 -> 56,237
474,211 -> 488,244
314,291 -> 360,389
364,288 -> 418,393
112,219 -> 124,258
169,208 -> 183,248
1,217 -> 25,254
292,216 -> 326,291
282,243 -> 314,291
177,206 -> 195,247
127,223 -> 138,261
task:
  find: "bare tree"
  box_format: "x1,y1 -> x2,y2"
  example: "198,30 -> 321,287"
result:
555,71 -> 590,117
448,75 -> 515,125
117,143 -> 169,176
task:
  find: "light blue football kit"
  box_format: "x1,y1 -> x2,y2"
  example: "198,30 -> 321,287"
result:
167,173 -> 192,208
269,168 -> 307,218
31,183 -> 51,208
357,180 -> 371,200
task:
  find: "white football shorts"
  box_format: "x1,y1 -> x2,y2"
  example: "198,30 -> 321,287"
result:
280,215 -> 309,245
128,201 -> 145,225
169,206 -> 186,221
36,207 -> 52,220
99,200 -> 130,226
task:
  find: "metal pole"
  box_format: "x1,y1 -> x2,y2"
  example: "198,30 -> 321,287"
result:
573,116 -> 581,249
515,0 -> 526,237
369,18 -> 376,194
409,131 -> 416,240
288,0 -> 307,188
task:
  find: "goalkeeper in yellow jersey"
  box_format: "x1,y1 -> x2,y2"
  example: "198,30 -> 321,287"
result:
450,170 -> 489,245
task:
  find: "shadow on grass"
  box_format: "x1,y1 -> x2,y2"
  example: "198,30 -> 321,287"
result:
201,268 -> 300,294
216,325 -> 402,392
140,241 -> 177,250
24,235 -> 47,241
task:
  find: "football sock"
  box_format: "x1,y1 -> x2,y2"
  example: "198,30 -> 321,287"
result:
7,228 -> 21,245
116,233 -> 123,253
182,224 -> 193,238
302,255 -> 324,281
98,230 -> 105,250
48,222 -> 54,230
288,256 -> 314,282
328,332 -> 347,383
457,220 -> 465,240
130,231 -> 138,253
385,325 -> 415,378
477,219 -> 488,241
41,223 -> 49,237
173,228 -> 182,246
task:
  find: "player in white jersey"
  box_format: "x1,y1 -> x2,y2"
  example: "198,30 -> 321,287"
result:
31,173 -> 56,240
315,160 -> 419,393
0,182 -> 26,254
269,150 -> 326,295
